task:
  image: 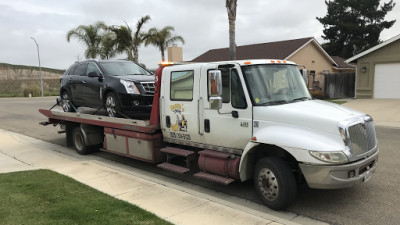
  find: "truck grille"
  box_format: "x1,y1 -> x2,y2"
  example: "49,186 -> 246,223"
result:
141,82 -> 155,94
348,120 -> 377,155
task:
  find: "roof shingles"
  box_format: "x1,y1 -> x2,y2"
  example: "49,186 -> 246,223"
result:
191,37 -> 313,62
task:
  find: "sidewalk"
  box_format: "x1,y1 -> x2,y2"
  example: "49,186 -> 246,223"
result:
0,128 -> 327,225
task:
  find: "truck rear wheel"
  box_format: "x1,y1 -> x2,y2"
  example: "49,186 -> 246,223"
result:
72,127 -> 90,155
254,157 -> 297,210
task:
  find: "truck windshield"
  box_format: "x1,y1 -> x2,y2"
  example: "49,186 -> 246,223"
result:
241,64 -> 311,106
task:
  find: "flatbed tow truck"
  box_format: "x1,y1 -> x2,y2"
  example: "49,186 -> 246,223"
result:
40,60 -> 379,210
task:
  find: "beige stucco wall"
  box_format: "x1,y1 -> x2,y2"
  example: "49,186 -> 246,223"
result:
355,40 -> 400,98
288,41 -> 334,91
168,46 -> 183,62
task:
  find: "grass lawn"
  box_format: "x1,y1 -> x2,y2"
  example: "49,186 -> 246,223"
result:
0,169 -> 172,225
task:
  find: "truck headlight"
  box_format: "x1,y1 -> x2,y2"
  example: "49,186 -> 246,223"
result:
309,151 -> 348,164
120,80 -> 140,94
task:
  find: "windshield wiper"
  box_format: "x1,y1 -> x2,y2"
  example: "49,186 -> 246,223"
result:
289,97 -> 311,103
261,100 -> 289,106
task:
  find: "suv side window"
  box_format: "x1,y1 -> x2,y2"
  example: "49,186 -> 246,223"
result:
67,65 -> 78,75
86,63 -> 101,76
73,63 -> 88,76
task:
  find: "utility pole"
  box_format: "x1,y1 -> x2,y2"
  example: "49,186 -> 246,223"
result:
31,37 -> 44,97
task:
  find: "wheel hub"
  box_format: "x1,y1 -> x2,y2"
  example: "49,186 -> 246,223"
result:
106,96 -> 116,117
258,168 -> 279,201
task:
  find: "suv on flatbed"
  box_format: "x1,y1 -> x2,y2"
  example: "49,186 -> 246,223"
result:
60,59 -> 155,118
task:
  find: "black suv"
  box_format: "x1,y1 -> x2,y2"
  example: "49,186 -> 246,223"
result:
60,59 -> 155,118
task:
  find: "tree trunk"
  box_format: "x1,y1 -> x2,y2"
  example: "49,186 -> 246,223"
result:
133,46 -> 139,63
228,18 -> 236,60
161,47 -> 165,61
127,50 -> 134,61
226,0 -> 237,60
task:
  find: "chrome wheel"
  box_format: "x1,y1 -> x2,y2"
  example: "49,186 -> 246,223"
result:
61,92 -> 72,112
254,157 -> 297,210
257,168 -> 279,201
105,94 -> 117,117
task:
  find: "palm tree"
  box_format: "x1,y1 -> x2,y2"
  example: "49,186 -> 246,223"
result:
99,31 -> 117,60
145,26 -> 185,61
109,15 -> 151,63
66,21 -> 107,59
226,0 -> 237,60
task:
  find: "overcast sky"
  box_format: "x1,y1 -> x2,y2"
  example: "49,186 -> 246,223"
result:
1,0 -> 399,70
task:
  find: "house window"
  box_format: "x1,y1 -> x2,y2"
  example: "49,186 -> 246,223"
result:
309,70 -> 316,81
170,70 -> 194,101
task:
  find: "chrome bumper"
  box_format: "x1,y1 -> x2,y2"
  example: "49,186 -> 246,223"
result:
299,149 -> 379,189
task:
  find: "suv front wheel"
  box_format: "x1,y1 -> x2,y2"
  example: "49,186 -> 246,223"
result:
105,93 -> 121,117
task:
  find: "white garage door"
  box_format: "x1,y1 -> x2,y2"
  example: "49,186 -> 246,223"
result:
374,63 -> 400,98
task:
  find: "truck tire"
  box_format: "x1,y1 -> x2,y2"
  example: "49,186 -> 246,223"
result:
254,157 -> 297,210
72,127 -> 90,155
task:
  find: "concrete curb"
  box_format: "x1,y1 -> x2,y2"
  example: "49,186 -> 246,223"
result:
0,128 -> 327,225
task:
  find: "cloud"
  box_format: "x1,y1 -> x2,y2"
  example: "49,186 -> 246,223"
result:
0,0 -> 398,70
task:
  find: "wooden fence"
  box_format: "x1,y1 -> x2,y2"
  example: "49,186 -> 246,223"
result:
324,73 -> 355,99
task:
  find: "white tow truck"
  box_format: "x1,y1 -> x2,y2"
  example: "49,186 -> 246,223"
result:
40,59 -> 379,210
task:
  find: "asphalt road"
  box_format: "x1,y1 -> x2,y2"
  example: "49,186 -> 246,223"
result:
0,96 -> 399,225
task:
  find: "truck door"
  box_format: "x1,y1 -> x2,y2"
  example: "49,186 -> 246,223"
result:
161,65 -> 203,144
200,64 -> 252,150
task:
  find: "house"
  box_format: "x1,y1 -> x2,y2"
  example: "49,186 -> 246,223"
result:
191,37 -> 353,91
346,34 -> 400,99
331,56 -> 356,73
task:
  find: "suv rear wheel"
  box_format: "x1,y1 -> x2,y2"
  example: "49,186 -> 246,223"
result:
61,91 -> 74,112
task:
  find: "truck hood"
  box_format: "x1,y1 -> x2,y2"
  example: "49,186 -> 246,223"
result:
253,100 -> 365,135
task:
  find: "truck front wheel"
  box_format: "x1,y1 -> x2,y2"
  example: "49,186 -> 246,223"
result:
72,127 -> 90,155
254,157 -> 297,210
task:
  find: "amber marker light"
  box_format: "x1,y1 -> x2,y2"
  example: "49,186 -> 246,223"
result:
271,60 -> 275,63
159,61 -> 175,66
212,79 -> 216,94
244,61 -> 251,65
251,136 -> 257,141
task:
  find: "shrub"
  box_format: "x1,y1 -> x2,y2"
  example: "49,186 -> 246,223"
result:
22,83 -> 41,97
311,90 -> 329,99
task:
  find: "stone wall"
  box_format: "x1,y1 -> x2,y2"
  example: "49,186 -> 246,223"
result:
0,64 -> 64,80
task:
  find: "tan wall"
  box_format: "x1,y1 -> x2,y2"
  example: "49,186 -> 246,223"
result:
288,41 -> 334,91
355,40 -> 400,98
167,46 -> 183,62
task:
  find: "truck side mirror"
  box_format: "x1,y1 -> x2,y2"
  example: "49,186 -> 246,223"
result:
208,70 -> 222,110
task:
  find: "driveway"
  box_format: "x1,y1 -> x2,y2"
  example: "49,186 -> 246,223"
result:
343,99 -> 400,128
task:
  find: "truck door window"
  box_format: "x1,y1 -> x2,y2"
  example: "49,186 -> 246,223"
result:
170,70 -> 194,101
231,69 -> 247,109
219,68 -> 231,103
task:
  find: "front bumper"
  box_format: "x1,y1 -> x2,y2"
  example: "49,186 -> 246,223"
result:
299,149 -> 379,189
118,93 -> 153,114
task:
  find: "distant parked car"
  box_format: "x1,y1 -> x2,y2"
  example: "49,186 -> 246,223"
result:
60,59 -> 155,118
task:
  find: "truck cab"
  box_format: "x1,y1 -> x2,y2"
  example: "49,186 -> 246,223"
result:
159,59 -> 378,209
